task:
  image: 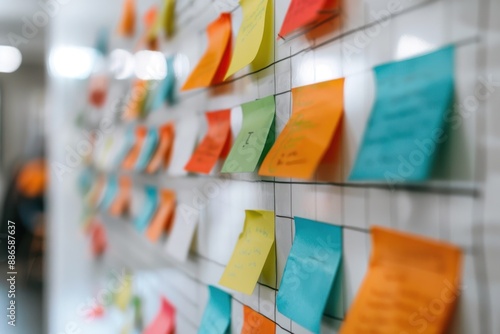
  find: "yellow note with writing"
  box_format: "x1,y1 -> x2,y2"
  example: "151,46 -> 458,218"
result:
340,226 -> 462,334
224,0 -> 273,79
219,210 -> 275,295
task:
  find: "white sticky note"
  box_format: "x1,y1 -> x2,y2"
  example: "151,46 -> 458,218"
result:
164,205 -> 199,262
167,116 -> 200,176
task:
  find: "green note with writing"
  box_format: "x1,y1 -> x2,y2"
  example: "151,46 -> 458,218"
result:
222,95 -> 275,173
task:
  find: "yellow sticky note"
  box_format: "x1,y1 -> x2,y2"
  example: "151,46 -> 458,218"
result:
224,0 -> 273,79
115,273 -> 133,311
219,210 -> 275,295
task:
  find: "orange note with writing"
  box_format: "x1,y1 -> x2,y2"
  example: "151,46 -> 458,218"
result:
146,123 -> 175,173
181,13 -> 232,90
117,0 -> 136,37
279,0 -> 339,38
340,226 -> 463,334
122,126 -> 148,170
109,176 -> 132,216
259,78 -> 344,179
146,190 -> 176,242
242,306 -> 275,334
184,109 -> 231,174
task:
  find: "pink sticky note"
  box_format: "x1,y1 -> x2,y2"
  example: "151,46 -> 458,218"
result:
143,297 -> 176,334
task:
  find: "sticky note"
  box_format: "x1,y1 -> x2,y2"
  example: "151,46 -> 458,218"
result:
123,80 -> 149,120
198,286 -> 232,334
88,75 -> 109,108
122,126 -> 148,170
115,127 -> 135,167
115,272 -> 133,311
259,79 -> 344,179
222,96 -> 275,173
135,128 -> 159,171
340,226 -> 462,334
219,210 -> 275,295
224,0 -> 272,79
241,305 -> 275,334
109,177 -> 132,217
100,177 -> 119,210
185,109 -> 232,174
143,297 -> 176,334
350,46 -> 455,182
168,116 -> 201,176
146,190 -> 176,242
89,221 -> 107,257
149,56 -> 176,111
165,205 -> 199,262
279,0 -> 339,38
143,6 -> 159,50
117,0 -> 136,37
277,217 -> 342,333
161,0 -> 176,39
182,14 -> 232,90
147,123 -> 175,173
134,187 -> 158,232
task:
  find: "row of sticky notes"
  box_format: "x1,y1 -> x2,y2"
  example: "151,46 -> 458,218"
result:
207,210 -> 463,334
184,46 -> 455,182
84,175 -> 178,243
93,46 -> 454,183
182,0 -> 341,91
83,172 -> 199,262
117,0 -> 175,40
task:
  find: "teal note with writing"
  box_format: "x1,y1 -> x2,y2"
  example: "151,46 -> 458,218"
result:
134,186 -> 158,232
221,96 -> 275,173
135,128 -> 159,171
350,46 -> 455,182
198,286 -> 231,334
277,217 -> 342,334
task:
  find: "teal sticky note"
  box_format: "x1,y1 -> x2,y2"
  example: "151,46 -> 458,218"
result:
100,177 -> 118,210
221,96 -> 275,173
350,46 -> 455,182
115,127 -> 136,167
95,27 -> 108,56
135,128 -> 159,171
198,286 -> 231,334
134,187 -> 158,232
149,56 -> 176,111
277,217 -> 342,334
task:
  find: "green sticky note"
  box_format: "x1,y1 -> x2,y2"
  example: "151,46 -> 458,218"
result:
222,95 -> 275,173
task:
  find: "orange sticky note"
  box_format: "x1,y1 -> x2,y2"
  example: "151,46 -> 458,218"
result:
87,176 -> 106,207
181,13 -> 232,90
122,126 -> 148,170
279,0 -> 339,38
259,78 -> 344,179
340,226 -> 463,334
146,190 -> 176,242
123,80 -> 149,121
184,109 -> 232,174
143,297 -> 176,334
117,0 -> 136,37
89,221 -> 107,257
242,306 -> 275,334
109,176 -> 132,216
146,123 -> 175,173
